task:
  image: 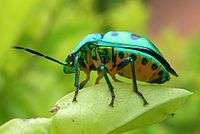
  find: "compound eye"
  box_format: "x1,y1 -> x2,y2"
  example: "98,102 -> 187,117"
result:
69,61 -> 73,65
68,53 -> 75,60
67,53 -> 75,65
68,55 -> 72,59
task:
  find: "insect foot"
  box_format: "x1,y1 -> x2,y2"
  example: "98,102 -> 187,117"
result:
72,97 -> 78,103
109,94 -> 115,107
143,100 -> 149,106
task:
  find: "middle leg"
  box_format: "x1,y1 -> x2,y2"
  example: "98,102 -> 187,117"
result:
79,70 -> 91,89
98,63 -> 116,107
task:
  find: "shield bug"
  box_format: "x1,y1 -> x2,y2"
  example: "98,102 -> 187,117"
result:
13,31 -> 178,107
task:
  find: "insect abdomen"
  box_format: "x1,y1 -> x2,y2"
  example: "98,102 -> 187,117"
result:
114,48 -> 170,84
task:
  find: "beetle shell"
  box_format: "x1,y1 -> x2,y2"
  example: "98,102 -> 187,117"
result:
67,31 -> 177,84
102,31 -> 162,56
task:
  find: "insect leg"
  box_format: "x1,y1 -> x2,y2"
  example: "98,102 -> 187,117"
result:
94,47 -> 104,84
98,64 -> 115,107
72,56 -> 80,102
79,71 -> 91,89
117,57 -> 148,105
130,57 -> 148,106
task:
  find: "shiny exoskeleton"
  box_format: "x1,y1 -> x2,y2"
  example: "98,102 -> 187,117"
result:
14,31 -> 178,107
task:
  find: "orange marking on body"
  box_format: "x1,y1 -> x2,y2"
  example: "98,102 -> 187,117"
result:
145,62 -> 159,81
116,55 -> 162,83
135,56 -> 146,80
148,66 -> 161,82
143,61 -> 154,81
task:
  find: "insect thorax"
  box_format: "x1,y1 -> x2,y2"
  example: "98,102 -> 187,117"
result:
76,45 -> 113,70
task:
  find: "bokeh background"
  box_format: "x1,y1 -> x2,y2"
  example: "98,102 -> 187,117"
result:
0,0 -> 199,133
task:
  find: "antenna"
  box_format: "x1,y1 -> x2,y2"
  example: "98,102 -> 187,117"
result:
13,46 -> 65,66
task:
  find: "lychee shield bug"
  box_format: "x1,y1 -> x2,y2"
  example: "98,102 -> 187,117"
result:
13,31 -> 178,107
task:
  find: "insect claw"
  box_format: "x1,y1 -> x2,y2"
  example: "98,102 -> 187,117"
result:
79,85 -> 84,89
143,101 -> 149,106
109,97 -> 115,107
109,103 -> 114,107
72,98 -> 78,103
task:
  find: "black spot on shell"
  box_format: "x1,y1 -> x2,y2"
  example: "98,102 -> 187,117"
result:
141,58 -> 148,65
151,63 -> 158,70
118,52 -> 124,59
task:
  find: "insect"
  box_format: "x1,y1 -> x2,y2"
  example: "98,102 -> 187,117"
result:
13,31 -> 178,107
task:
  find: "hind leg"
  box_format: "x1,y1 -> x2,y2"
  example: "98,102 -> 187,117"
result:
117,56 -> 148,105
130,57 -> 148,105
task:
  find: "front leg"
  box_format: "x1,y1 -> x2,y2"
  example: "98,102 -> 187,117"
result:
79,70 -> 91,89
98,64 -> 115,107
72,56 -> 80,102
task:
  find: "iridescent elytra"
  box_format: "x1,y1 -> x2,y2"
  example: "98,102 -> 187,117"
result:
13,31 -> 178,107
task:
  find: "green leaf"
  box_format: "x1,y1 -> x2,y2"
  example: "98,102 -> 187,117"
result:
50,82 -> 192,134
0,118 -> 51,134
0,82 -> 192,134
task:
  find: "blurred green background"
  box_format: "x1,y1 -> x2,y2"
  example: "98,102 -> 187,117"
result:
0,0 -> 199,134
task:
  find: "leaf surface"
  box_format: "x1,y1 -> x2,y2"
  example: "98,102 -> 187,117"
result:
0,83 -> 192,134
51,82 -> 192,134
